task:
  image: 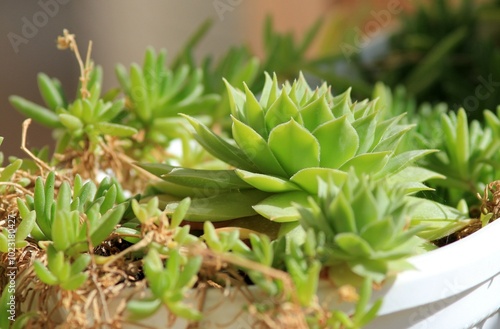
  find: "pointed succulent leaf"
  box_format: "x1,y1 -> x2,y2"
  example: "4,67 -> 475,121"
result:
163,167 -> 251,190
312,115 -> 359,168
375,150 -> 436,179
340,152 -> 391,176
126,299 -> 162,320
253,191 -> 309,222
352,113 -> 377,154
290,168 -> 347,195
182,114 -> 259,171
241,83 -> 267,136
166,189 -> 270,222
268,119 -> 320,177
329,192 -> 357,233
89,204 -> 126,246
232,116 -> 288,177
96,122 -> 138,137
9,96 -> 62,128
360,219 -> 395,250
335,233 -> 374,257
259,72 -> 280,109
264,90 -> 302,131
236,169 -> 299,193
299,95 -> 334,132
350,259 -> 388,283
331,88 -> 353,119
350,183 -> 379,230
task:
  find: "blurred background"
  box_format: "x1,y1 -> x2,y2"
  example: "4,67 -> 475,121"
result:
2,0 -> 499,157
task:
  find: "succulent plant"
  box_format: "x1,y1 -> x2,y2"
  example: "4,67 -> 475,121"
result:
297,172 -> 426,284
143,73 -> 435,224
115,47 -> 220,161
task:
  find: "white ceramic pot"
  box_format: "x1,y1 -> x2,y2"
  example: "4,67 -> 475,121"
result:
128,219 -> 500,329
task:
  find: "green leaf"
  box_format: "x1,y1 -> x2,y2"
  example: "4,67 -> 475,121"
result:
182,114 -> 259,171
290,168 -> 347,194
312,116 -> 359,168
130,63 -> 151,122
9,95 -> 62,128
300,94 -> 335,130
0,159 -> 22,182
61,272 -> 88,291
232,116 -> 288,177
96,122 -> 138,137
241,83 -> 267,136
15,210 -> 35,243
127,299 -> 162,320
163,167 -> 251,191
264,91 -> 301,131
376,150 -> 436,178
339,152 -> 390,175
254,191 -> 310,222
166,189 -> 270,222
236,169 -> 299,193
171,197 -> 191,228
329,193 -> 357,233
34,261 -> 58,285
455,108 -> 470,177
37,73 -> 65,110
89,204 -> 126,246
59,113 -> 83,131
268,119 -> 320,177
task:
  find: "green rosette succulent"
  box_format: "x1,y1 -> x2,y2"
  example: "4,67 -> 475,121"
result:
142,73 -> 437,224
296,172 -> 428,284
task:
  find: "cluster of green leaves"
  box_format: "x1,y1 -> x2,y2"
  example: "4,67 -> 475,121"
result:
143,73 -> 435,227
10,70 -> 136,157
297,173 -> 426,284
115,47 -> 220,160
16,172 -> 127,290
126,197 -> 203,321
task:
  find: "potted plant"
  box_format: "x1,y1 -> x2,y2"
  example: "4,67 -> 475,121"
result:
1,26 -> 500,329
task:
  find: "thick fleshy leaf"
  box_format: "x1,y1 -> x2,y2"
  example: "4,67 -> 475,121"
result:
254,191 -> 310,222
372,125 -> 413,152
232,116 -> 288,177
312,115 -> 359,168
350,259 -> 388,283
242,83 -> 267,137
236,169 -> 299,193
331,88 -> 353,119
455,108 -> 470,176
268,119 -> 320,176
224,79 -> 246,119
264,91 -> 301,131
352,113 -> 377,154
375,150 -> 436,179
350,183 -> 379,229
339,152 -> 391,175
328,192 -> 357,233
166,190 -> 270,222
334,233 -> 373,257
163,167 -> 251,190
259,73 -> 280,109
290,168 -> 347,195
298,95 -> 334,132
360,219 -> 394,249
96,122 -> 138,137
182,115 -> 259,171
